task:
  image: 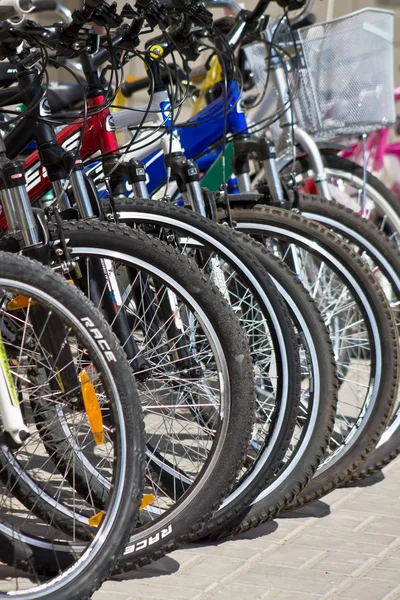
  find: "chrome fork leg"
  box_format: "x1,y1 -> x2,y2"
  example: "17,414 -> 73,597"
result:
0,154 -> 40,248
292,127 -> 332,201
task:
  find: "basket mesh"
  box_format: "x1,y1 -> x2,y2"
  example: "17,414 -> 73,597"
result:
244,9 -> 395,141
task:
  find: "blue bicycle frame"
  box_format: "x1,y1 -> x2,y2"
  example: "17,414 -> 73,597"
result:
141,81 -> 248,194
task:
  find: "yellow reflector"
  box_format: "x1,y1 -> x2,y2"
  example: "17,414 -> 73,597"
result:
89,512 -> 104,527
79,370 -> 104,445
140,493 -> 155,510
8,295 -> 37,310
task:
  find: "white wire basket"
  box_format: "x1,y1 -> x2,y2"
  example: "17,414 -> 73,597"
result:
244,8 -> 396,141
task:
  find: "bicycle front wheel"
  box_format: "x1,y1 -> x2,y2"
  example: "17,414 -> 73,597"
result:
0,252 -> 145,599
41,220 -> 256,570
217,204 -> 399,506
113,199 -> 336,538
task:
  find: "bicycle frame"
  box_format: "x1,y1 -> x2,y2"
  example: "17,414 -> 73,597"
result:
0,12 -> 334,226
0,80 -> 246,227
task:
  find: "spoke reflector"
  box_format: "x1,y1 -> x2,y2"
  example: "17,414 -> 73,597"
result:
79,369 -> 104,445
140,494 -> 155,510
88,512 -> 104,527
7,295 -> 36,310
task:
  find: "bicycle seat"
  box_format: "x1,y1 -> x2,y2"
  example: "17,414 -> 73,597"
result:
47,83 -> 85,111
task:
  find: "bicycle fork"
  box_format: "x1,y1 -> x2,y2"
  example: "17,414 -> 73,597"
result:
0,142 -> 35,446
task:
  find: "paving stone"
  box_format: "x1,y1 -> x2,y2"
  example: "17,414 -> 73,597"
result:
363,517 -> 400,537
311,551 -> 367,574
239,565 -> 343,595
257,543 -> 323,567
100,579 -> 199,599
298,526 -> 396,546
343,500 -> 400,517
184,540 -> 276,560
362,567 -> 400,583
162,556 -> 244,590
283,533 -> 385,555
206,583 -> 267,599
270,591 -> 321,600
91,456 -> 400,600
381,556 -> 400,568
335,577 -> 399,600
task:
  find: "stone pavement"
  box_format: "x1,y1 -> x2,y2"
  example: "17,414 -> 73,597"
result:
94,456 -> 400,600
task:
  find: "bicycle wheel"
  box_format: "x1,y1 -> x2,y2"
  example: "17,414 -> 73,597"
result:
0,252 -> 145,599
284,151 -> 400,245
296,194 -> 400,484
215,203 -> 399,507
6,221 -> 257,569
112,198 -> 336,537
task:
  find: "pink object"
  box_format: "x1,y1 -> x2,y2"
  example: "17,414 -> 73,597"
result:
340,85 -> 400,179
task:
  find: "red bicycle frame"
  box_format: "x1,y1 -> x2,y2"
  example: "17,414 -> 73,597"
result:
0,95 -> 119,230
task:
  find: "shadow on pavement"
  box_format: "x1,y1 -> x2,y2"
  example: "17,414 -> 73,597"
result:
343,469 -> 385,488
187,518 -> 279,546
279,499 -> 331,519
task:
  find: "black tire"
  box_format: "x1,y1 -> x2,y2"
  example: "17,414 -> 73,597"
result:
47,220 -> 257,570
113,199 -> 336,537
201,241 -> 337,536
0,252 -> 145,599
296,194 -> 400,484
287,151 -> 400,242
216,204 -> 399,507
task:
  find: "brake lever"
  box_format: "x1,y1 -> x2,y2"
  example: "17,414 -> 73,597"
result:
92,1 -> 124,28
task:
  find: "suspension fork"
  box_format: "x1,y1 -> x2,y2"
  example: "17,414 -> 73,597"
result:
231,136 -> 289,207
0,156 -> 80,402
268,42 -> 332,201
0,138 -> 59,444
76,256 -> 150,374
4,67 -> 85,400
112,159 -> 203,371
0,144 -> 31,445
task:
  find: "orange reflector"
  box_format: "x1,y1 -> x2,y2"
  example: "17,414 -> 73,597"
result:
78,370 -> 104,445
88,512 -> 104,527
140,494 -> 155,510
8,295 -> 36,310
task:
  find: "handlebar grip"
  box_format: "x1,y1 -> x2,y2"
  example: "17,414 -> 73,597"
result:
135,0 -> 153,9
31,0 -> 57,12
121,77 -> 149,97
276,0 -> 307,10
292,12 -> 316,29
84,0 -> 105,8
66,0 -> 104,36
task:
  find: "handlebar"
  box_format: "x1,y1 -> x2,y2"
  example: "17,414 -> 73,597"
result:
121,63 -> 205,96
26,0 -> 73,22
31,0 -> 57,12
0,0 -> 34,22
65,0 -> 105,37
